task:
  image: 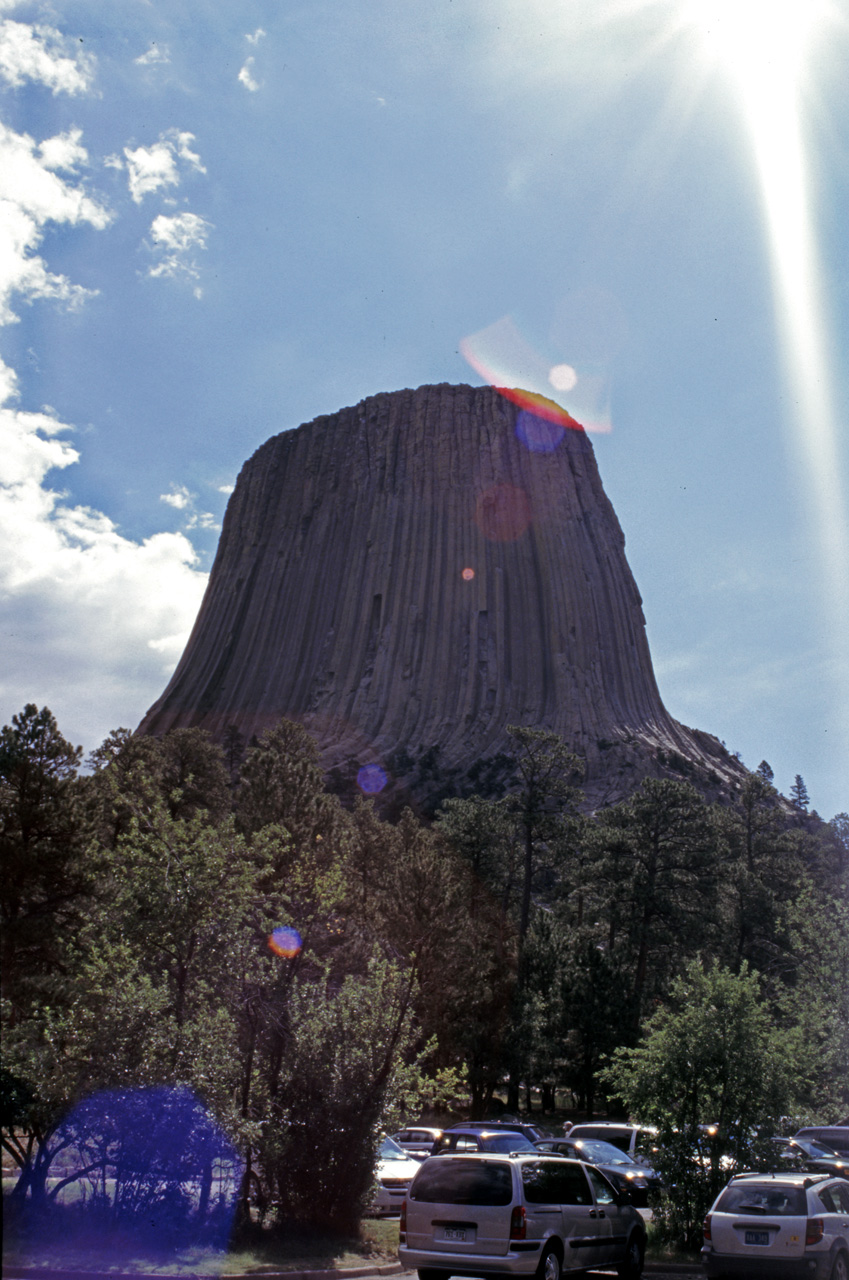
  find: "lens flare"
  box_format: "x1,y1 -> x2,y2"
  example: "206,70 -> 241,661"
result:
461,566 -> 475,580
357,762 -> 387,793
269,926 -> 302,958
515,409 -> 565,454
676,0 -> 849,774
549,363 -> 578,392
459,315 -> 612,433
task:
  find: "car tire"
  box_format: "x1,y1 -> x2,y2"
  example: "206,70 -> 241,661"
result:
831,1253 -> 849,1280
537,1243 -> 563,1280
618,1233 -> 645,1280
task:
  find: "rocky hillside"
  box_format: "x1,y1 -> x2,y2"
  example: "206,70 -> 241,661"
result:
139,383 -> 744,807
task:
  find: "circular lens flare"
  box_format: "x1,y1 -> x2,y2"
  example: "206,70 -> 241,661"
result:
269,926 -> 302,958
357,763 -> 387,793
516,409 -> 566,454
461,566 -> 475,580
549,363 -> 578,392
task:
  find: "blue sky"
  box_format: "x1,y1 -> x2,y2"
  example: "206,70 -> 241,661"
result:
1,0 -> 847,818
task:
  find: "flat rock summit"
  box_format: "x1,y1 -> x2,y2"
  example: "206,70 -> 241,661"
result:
139,383 -> 743,807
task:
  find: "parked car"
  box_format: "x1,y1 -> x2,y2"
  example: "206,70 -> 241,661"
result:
701,1172 -> 849,1280
567,1124 -> 660,1168
370,1136 -> 422,1216
534,1137 -> 663,1206
445,1120 -> 550,1143
772,1137 -> 849,1179
392,1127 -> 444,1160
795,1128 -> 849,1157
431,1128 -> 539,1156
399,1151 -> 647,1280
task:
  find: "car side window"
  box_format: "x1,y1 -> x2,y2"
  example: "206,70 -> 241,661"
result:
828,1184 -> 849,1213
523,1161 -> 592,1205
585,1166 -> 615,1205
818,1188 -> 838,1213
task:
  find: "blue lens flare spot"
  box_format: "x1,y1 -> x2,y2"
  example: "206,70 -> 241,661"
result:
357,763 -> 387,794
269,926 -> 302,958
515,408 -> 566,453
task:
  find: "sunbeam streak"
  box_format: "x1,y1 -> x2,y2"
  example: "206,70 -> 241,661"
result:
681,0 -> 849,764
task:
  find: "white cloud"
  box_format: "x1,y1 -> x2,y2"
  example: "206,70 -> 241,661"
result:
0,120 -> 110,324
238,56 -> 260,91
246,28 -> 265,45
160,483 -> 219,531
160,484 -> 192,510
218,483 -> 234,495
134,42 -> 170,66
187,510 -> 218,531
0,17 -> 94,94
147,211 -> 211,283
122,129 -> 205,203
0,357 -> 208,753
0,14 -> 208,753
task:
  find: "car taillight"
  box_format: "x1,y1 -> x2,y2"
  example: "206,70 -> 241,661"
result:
805,1219 -> 824,1246
703,1215 -> 712,1242
510,1205 -> 527,1240
400,1198 -> 407,1234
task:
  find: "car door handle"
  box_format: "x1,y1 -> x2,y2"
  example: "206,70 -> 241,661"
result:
589,1210 -> 606,1218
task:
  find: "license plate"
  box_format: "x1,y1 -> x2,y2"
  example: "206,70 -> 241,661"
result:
745,1231 -> 769,1246
444,1228 -> 466,1241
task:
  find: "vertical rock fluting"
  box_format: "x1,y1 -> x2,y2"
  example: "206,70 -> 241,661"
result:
139,383 -> 741,805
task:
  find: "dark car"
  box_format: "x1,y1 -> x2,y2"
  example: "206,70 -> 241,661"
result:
535,1137 -> 663,1207
772,1136 -> 849,1179
445,1120 -> 550,1143
431,1128 -> 539,1156
794,1128 -> 849,1157
567,1123 -> 660,1167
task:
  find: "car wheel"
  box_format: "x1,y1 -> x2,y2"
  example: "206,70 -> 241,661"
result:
537,1243 -> 562,1280
831,1253 -> 849,1280
618,1233 -> 645,1280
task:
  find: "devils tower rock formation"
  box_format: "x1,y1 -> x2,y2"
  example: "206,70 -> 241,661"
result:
139,383 -> 742,806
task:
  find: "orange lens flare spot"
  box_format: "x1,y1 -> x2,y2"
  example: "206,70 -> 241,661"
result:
461,567 -> 475,580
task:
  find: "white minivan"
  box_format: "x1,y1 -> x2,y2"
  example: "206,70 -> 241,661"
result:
399,1152 -> 646,1280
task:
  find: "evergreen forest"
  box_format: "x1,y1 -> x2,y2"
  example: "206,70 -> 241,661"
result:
2,704 -> 847,1250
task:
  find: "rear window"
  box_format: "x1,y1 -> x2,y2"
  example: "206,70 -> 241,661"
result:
522,1161 -> 592,1205
410,1159 -> 513,1206
715,1184 -> 806,1216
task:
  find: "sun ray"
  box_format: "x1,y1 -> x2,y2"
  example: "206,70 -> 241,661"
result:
680,0 -> 849,770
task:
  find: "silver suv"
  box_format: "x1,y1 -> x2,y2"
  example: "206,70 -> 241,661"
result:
399,1152 -> 646,1280
702,1172 -> 849,1280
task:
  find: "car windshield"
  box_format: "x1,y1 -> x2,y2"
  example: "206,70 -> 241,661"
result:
380,1137 -> 409,1161
572,1139 -> 633,1165
715,1184 -> 806,1216
796,1139 -> 839,1157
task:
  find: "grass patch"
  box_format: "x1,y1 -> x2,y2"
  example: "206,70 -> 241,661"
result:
3,1211 -> 401,1275
645,1219 -> 701,1265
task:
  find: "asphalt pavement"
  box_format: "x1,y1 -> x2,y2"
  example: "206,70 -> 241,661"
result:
2,1265 -> 702,1280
